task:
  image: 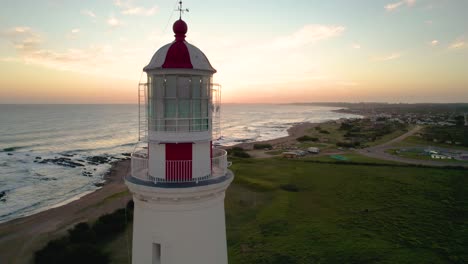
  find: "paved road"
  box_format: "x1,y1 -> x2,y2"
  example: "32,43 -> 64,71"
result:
357,126 -> 468,168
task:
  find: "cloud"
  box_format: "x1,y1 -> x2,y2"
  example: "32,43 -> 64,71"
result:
122,6 -> 158,16
114,0 -> 158,16
81,10 -> 96,18
385,2 -> 404,11
1,26 -> 139,79
352,43 -> 361,49
267,24 -> 345,50
107,17 -> 122,28
2,23 -> 346,86
385,0 -> 416,11
430,40 -> 439,46
1,27 -> 42,52
449,40 -> 465,49
185,23 -> 346,89
0,57 -> 20,62
67,29 -> 81,39
372,53 -> 401,61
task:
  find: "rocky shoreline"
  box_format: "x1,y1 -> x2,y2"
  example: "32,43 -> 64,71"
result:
0,159 -> 132,263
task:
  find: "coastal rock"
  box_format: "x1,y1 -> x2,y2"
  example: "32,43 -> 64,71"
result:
3,147 -> 16,152
86,156 -> 111,165
39,158 -> 85,168
94,182 -> 105,187
0,191 -> 7,202
82,171 -> 93,177
38,177 -> 57,181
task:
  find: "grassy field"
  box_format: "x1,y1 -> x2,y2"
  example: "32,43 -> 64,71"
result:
226,157 -> 468,264
367,125 -> 414,147
296,121 -> 410,151
104,156 -> 468,264
303,153 -> 404,165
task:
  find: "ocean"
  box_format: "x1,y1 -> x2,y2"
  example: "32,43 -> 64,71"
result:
0,104 -> 359,223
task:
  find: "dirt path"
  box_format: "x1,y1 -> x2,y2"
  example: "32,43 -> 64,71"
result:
358,126 -> 468,168
0,160 -> 132,264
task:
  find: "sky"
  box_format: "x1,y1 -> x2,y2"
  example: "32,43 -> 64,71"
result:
0,0 -> 467,104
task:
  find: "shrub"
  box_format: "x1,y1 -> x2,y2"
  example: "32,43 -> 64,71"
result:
35,206 -> 131,264
35,238 -> 68,264
253,143 -> 272,149
296,135 -> 318,142
228,147 -> 251,158
280,184 -> 299,192
339,122 -> 354,130
92,208 -> 127,238
68,222 -> 96,244
126,200 -> 134,220
336,141 -> 360,148
65,244 -> 109,264
319,130 -> 330,134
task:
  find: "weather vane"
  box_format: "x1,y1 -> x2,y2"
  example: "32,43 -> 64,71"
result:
176,1 -> 189,19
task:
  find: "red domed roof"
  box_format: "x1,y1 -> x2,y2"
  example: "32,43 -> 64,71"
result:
143,19 -> 216,73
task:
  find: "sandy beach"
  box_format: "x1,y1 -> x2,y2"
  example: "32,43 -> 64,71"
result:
0,122 -> 318,264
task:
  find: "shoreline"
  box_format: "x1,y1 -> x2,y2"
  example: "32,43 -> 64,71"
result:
231,120 -> 335,150
0,159 -> 132,264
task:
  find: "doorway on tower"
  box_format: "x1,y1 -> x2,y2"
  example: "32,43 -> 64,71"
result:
152,243 -> 161,264
165,143 -> 192,181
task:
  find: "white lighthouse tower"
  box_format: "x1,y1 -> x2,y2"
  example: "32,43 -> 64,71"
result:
125,4 -> 234,264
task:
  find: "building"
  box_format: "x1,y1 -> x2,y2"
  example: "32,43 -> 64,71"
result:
125,9 -> 234,264
307,147 -> 320,154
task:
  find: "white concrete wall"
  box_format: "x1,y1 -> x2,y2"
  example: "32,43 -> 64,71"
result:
149,143 -> 165,179
132,195 -> 229,264
192,142 -> 210,179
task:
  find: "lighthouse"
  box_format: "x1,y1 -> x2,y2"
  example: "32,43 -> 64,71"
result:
125,3 -> 234,264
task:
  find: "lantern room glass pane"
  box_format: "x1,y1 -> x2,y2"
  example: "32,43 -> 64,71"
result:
201,77 -> 209,98
192,77 -> 201,98
154,77 -> 164,98
177,77 -> 191,98
164,99 -> 177,118
201,99 -> 208,117
192,99 -> 201,131
178,99 -> 191,118
148,76 -> 154,120
165,76 -> 176,98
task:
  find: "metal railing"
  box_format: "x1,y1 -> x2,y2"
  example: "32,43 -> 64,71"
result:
130,146 -> 230,184
165,160 -> 192,182
148,117 -> 212,132
131,147 -> 149,181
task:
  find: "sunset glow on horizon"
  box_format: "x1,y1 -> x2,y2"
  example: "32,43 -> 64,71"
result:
0,0 -> 467,104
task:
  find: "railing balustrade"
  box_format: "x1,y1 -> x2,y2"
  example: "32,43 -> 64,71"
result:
130,146 -> 229,184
